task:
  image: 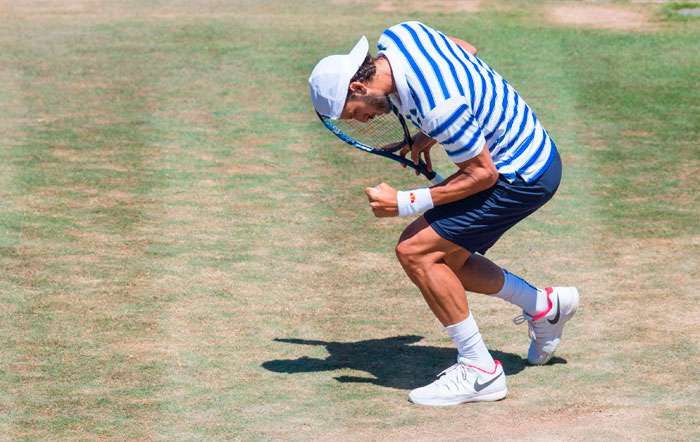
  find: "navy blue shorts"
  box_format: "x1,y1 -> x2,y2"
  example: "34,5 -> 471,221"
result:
424,150 -> 562,255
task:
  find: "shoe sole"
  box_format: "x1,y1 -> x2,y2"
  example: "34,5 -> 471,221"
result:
408,387 -> 508,406
529,287 -> 579,365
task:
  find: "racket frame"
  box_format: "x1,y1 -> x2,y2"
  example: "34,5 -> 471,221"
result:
316,106 -> 444,185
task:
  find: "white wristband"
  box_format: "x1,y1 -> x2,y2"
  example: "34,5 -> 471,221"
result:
397,187 -> 434,217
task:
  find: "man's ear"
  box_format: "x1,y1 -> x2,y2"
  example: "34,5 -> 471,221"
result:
348,81 -> 368,96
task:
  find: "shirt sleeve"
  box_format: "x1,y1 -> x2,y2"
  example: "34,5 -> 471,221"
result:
421,96 -> 485,163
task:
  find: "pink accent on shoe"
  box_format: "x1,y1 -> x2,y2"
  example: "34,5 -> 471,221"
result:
531,287 -> 554,322
468,360 -> 502,375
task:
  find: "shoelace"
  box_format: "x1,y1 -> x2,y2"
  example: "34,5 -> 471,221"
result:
435,363 -> 470,391
437,363 -> 463,379
513,314 -> 543,342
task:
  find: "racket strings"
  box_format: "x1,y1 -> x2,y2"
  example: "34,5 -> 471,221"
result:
333,113 -> 410,151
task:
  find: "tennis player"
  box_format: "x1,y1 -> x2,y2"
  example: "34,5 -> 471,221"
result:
309,22 -> 579,406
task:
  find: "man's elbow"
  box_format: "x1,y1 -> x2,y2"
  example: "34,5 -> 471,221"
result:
488,168 -> 499,187
482,166 -> 499,188
447,36 -> 477,55
466,167 -> 498,191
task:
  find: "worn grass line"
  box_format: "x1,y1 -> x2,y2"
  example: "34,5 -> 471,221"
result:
0,17 -> 170,440
130,17 -> 340,440
0,13 -> 334,439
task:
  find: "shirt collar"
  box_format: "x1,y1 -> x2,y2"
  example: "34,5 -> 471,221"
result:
379,46 -> 414,115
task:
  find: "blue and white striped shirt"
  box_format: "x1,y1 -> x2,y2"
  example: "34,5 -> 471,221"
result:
378,21 -> 556,183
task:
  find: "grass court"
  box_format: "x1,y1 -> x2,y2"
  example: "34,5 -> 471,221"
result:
0,0 -> 698,440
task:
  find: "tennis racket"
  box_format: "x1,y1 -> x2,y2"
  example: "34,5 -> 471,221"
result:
316,103 -> 444,185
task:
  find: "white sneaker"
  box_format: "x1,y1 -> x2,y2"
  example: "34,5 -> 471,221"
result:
408,361 -> 507,406
514,286 -> 579,365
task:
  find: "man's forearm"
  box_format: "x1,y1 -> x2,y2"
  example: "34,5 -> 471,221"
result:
427,144 -> 499,205
429,167 -> 498,206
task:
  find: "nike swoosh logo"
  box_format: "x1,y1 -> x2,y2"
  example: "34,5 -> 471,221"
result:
548,294 -> 560,324
473,371 -> 503,392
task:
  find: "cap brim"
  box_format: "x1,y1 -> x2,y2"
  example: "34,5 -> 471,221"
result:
327,36 -> 368,119
309,35 -> 369,120
348,36 -> 369,67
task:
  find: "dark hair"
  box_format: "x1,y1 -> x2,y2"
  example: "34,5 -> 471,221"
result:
348,53 -> 378,96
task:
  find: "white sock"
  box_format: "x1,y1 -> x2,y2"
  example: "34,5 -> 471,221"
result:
491,268 -> 547,316
446,313 -> 495,371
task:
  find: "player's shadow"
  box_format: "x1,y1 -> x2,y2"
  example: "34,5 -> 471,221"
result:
262,335 -> 566,390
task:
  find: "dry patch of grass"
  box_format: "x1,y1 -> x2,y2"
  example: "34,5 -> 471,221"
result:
545,2 -> 661,31
376,0 -> 481,13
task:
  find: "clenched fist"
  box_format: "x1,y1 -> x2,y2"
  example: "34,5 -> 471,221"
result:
365,183 -> 399,218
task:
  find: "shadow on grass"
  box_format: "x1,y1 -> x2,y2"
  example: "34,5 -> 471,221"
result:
262,335 -> 566,390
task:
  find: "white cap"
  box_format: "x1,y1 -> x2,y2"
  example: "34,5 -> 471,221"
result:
309,36 -> 369,120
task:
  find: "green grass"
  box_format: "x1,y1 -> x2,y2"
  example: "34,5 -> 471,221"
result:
664,2 -> 700,19
0,0 -> 698,440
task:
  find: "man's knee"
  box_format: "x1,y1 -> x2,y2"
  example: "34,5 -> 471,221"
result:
395,215 -> 456,273
396,217 -> 429,268
395,238 -> 418,270
395,235 -> 442,276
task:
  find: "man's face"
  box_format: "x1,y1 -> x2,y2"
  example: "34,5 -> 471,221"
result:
339,93 -> 391,123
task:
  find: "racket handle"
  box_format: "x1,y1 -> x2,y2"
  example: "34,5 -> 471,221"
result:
428,173 -> 444,185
